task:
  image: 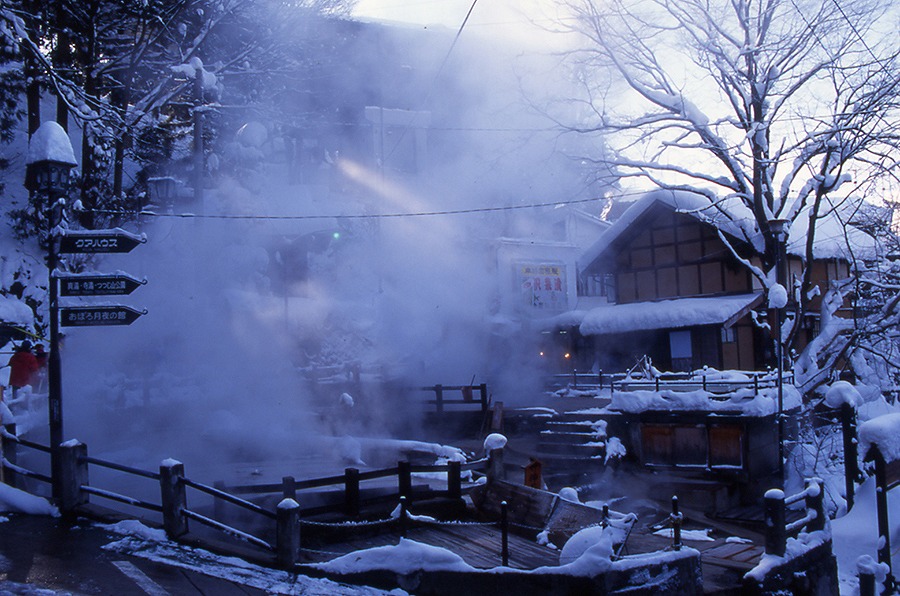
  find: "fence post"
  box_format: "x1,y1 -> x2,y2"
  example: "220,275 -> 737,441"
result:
764,489 -> 786,556
398,460 -> 412,500
345,467 -> 360,516
857,556 -> 877,596
572,368 -> 578,389
601,504 -> 609,528
872,446 -> 895,593
275,498 -> 301,569
671,496 -> 682,551
447,460 -> 461,499
59,440 -> 89,514
488,447 -> 505,482
840,402 -> 859,511
435,384 -> 443,415
479,383 -> 488,412
501,500 -> 509,566
598,369 -> 603,390
160,459 -> 189,538
805,478 -> 825,532
282,476 -> 296,500
399,496 -> 408,537
1,423 -> 17,487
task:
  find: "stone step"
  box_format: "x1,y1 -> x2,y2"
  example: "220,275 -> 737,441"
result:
539,430 -> 601,444
537,441 -> 605,457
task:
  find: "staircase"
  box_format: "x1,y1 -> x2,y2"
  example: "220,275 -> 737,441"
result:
533,411 -> 612,488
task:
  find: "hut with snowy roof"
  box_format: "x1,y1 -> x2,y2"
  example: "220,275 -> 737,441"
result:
546,189 -> 870,375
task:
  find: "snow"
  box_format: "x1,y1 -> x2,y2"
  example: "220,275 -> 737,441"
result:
831,477 -> 900,592
652,528 -> 713,542
768,283 -> 788,309
824,381 -> 862,409
859,413 -> 900,463
609,384 -> 801,416
0,484 -> 59,516
483,433 -> 507,452
25,121 -> 77,165
558,487 -> 579,503
0,293 -> 34,327
579,293 -> 761,336
316,538 -> 475,574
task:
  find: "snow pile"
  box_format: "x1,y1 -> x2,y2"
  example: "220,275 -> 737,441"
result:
0,294 -> 34,328
831,477 -> 900,592
610,384 -> 801,416
858,413 -> 900,463
316,538 -> 475,574
25,121 -> 77,165
0,484 -> 59,517
823,381 -> 862,409
745,526 -> 831,583
767,284 -> 788,309
559,487 -> 580,503
102,519 -> 168,542
558,524 -> 615,571
483,433 -> 507,452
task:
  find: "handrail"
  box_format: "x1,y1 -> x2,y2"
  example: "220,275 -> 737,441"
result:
182,508 -> 274,551
81,455 -> 161,481
81,485 -> 163,513
182,477 -> 276,520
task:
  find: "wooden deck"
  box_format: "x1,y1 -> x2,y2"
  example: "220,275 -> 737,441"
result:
303,522 -> 560,570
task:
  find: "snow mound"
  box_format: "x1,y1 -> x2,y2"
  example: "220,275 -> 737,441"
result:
483,433 -> 507,452
315,538 -> 475,574
824,381 -> 862,409
0,484 -> 59,516
859,413 -> 900,462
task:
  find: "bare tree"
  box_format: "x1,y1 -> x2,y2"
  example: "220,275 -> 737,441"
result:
559,0 -> 900,381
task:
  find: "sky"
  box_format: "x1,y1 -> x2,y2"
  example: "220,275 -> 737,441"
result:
352,0 -> 572,47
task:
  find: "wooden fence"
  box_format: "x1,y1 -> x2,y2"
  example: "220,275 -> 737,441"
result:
1,422 -> 492,568
762,478 -> 826,558
420,383 -> 489,413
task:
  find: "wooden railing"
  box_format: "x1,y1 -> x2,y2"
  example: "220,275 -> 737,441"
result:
1,422 -> 492,568
419,383 -> 489,413
762,478 -> 826,557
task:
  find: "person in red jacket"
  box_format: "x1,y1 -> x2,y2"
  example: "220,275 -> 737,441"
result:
8,340 -> 39,399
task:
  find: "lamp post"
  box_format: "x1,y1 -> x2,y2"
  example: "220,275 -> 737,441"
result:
25,122 -> 78,501
769,218 -> 789,483
147,176 -> 178,211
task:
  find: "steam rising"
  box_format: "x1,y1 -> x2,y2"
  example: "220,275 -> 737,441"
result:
60,15 -> 594,476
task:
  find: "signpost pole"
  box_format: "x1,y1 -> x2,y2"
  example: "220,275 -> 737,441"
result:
48,199 -> 63,501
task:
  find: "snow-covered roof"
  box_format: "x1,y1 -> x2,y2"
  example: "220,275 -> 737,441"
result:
580,189 -> 878,270
580,189 -> 761,270
26,121 -> 77,166
609,384 -> 802,416
578,293 -> 763,336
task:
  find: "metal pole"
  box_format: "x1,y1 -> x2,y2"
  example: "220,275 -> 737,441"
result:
777,306 -> 785,485
48,196 -> 63,501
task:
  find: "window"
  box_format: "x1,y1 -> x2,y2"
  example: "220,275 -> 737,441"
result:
721,327 -> 736,343
641,423 -> 744,469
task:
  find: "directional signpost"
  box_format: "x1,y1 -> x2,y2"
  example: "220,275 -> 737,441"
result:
59,228 -> 146,254
57,228 -> 148,328
60,305 -> 147,327
58,273 -> 146,297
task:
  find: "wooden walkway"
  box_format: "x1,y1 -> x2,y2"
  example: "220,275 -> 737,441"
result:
304,522 -> 560,570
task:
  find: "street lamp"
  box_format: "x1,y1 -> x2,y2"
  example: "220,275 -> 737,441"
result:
769,218 -> 790,484
147,176 -> 178,211
24,121 -> 78,501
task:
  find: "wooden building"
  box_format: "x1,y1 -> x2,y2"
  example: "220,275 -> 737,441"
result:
558,190 -> 857,374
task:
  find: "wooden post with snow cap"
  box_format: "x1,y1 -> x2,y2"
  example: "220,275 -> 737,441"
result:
160,459 -> 188,538
485,433 -> 507,482
805,478 -> 825,532
764,488 -> 786,557
860,413 -> 900,594
671,496 -> 682,551
857,555 -> 877,596
398,460 -> 412,500
276,497 -> 301,568
59,439 -> 89,514
840,402 -> 860,511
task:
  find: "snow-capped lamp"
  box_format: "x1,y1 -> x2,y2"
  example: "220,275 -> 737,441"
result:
24,121 -> 78,198
23,120 -> 77,504
147,175 -> 178,209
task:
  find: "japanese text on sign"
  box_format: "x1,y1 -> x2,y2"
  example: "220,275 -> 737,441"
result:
518,263 -> 567,311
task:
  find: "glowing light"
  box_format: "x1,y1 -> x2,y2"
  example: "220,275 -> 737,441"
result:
539,351 -> 544,357
564,353 -> 571,359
